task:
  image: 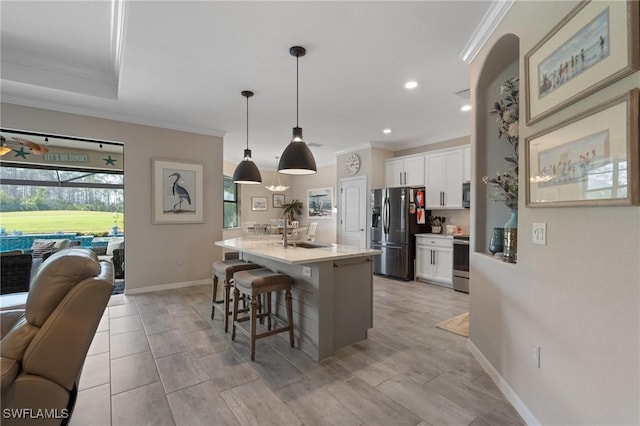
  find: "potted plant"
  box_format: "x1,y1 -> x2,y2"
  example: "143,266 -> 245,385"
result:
281,200 -> 303,224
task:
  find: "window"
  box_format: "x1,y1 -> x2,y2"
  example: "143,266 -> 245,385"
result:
223,176 -> 240,229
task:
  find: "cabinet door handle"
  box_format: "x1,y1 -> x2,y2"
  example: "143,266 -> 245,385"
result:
400,172 -> 403,185
404,172 -> 407,185
442,191 -> 445,206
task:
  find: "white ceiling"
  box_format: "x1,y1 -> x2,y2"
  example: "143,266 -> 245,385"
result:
1,1 -> 491,171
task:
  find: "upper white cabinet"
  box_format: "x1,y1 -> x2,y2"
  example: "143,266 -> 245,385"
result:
425,148 -> 464,209
384,156 -> 424,187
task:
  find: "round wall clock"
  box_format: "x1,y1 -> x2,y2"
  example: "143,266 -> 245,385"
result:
345,153 -> 360,175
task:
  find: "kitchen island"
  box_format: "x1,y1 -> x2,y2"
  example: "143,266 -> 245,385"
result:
215,237 -> 381,361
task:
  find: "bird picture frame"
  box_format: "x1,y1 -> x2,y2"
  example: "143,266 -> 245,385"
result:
152,158 -> 204,224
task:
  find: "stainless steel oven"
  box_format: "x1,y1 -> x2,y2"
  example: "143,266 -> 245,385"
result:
453,235 -> 469,293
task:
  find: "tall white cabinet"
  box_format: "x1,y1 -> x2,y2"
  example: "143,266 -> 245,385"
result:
424,149 -> 464,209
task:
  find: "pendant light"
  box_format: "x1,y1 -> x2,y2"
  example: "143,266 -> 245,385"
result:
265,156 -> 290,192
232,90 -> 262,184
278,46 -> 317,175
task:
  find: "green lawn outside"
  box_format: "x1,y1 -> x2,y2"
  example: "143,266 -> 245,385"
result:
0,211 -> 124,235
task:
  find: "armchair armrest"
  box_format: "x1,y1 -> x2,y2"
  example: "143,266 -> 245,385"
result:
1,357 -> 20,391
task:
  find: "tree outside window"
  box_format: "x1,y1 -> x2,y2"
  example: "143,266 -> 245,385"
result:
223,176 -> 240,229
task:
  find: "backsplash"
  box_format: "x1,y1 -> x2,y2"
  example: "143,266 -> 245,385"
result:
434,209 -> 470,235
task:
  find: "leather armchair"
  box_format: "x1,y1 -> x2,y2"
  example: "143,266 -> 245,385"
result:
0,248 -> 114,426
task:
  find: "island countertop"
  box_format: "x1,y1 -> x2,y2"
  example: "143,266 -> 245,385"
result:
215,237 -> 381,265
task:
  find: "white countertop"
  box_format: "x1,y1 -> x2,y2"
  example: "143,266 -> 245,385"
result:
215,237 -> 382,265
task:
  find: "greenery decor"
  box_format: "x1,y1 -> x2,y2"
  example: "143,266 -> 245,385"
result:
281,199 -> 303,223
483,77 -> 519,210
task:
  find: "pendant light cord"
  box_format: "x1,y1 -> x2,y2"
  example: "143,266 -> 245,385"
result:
246,95 -> 249,150
296,53 -> 299,127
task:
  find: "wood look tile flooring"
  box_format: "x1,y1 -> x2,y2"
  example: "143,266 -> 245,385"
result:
72,276 -> 524,426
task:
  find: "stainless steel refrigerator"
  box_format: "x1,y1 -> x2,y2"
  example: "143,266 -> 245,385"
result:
370,187 -> 430,280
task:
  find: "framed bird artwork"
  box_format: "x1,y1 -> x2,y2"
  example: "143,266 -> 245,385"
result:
152,158 -> 204,223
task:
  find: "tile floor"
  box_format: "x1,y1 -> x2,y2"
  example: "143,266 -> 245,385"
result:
71,276 -> 524,426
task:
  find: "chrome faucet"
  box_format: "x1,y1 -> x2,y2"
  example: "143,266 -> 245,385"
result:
282,215 -> 288,248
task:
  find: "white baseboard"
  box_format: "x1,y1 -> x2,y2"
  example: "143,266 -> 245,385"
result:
124,279 -> 210,295
467,339 -> 540,426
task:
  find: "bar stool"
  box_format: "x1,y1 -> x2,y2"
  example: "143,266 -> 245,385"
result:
211,259 -> 261,332
231,268 -> 294,361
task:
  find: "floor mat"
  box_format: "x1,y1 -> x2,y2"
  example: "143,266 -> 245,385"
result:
435,312 -> 469,337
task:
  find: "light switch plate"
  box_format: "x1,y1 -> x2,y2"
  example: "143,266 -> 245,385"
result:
532,223 -> 546,245
302,266 -> 312,277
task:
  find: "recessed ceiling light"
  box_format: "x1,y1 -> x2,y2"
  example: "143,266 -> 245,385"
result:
404,81 -> 418,89
383,128 -> 392,134
460,105 -> 472,112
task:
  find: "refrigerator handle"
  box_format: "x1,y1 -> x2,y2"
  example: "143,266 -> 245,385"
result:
383,197 -> 390,235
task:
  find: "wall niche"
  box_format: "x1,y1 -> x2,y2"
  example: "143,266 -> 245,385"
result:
474,33 -> 520,259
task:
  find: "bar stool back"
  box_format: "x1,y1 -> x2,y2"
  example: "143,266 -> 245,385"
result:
212,258 -> 261,332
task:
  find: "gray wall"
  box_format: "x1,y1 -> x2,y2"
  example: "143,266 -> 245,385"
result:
1,103 -> 224,292
469,1 -> 639,424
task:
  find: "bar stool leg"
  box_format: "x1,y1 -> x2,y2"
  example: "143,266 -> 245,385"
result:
224,278 -> 233,332
231,287 -> 240,341
250,295 -> 258,361
211,274 -> 219,319
266,292 -> 271,331
286,289 -> 294,347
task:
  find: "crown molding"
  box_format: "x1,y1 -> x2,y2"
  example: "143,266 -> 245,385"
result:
333,142 -> 374,156
460,0 -> 516,64
1,96 -> 226,138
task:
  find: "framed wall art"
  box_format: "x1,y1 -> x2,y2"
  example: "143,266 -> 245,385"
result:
251,196 -> 268,211
307,187 -> 333,219
273,194 -> 285,208
524,0 -> 639,125
526,89 -> 639,207
152,158 -> 204,223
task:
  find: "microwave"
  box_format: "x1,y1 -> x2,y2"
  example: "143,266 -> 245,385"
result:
462,182 -> 470,208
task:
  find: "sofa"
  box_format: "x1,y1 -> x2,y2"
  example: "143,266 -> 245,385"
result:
0,248 -> 114,425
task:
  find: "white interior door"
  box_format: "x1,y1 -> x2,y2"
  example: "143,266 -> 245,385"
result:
340,176 -> 367,248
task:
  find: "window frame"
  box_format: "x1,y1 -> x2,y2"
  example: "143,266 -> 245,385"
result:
223,175 -> 240,229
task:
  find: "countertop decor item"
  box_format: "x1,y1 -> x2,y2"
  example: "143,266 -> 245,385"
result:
278,46 -> 317,175
428,216 -> 446,233
503,211 -> 518,263
489,227 -> 504,254
232,91 -> 262,184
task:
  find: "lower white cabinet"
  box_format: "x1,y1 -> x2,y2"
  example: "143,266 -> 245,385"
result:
415,235 -> 453,286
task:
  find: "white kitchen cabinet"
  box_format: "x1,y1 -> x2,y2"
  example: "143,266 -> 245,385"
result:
415,235 -> 453,287
463,145 -> 471,183
384,156 -> 424,187
424,148 -> 464,209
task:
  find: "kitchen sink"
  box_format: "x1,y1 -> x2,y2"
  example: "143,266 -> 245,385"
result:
291,242 -> 331,249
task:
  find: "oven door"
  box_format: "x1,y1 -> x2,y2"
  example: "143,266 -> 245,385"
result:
453,240 -> 469,293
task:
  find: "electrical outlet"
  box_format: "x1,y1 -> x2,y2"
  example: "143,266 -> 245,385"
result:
532,223 -> 546,245
302,266 -> 311,277
531,344 -> 540,368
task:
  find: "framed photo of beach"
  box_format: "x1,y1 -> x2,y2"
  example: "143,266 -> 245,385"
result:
307,187 -> 334,219
524,1 -> 639,125
152,158 -> 204,223
525,89 -> 639,207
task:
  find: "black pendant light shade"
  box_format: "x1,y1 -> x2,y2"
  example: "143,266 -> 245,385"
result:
279,46 -> 317,175
278,141 -> 316,174
233,90 -> 262,184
